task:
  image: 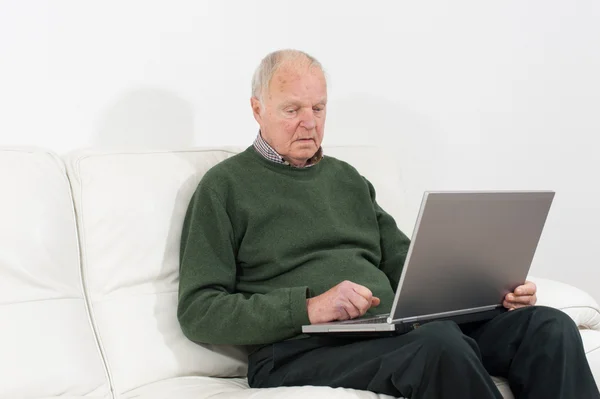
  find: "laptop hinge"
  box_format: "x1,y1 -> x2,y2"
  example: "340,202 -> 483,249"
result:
390,304 -> 502,324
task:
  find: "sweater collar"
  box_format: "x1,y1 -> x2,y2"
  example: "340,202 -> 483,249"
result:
253,131 -> 323,168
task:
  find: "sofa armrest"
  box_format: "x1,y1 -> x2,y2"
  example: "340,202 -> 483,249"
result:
528,276 -> 600,331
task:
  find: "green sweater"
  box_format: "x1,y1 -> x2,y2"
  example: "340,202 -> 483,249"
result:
178,146 -> 410,346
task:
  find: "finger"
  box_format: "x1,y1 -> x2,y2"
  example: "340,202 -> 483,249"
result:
514,282 -> 536,296
504,299 -> 532,310
344,301 -> 362,319
337,294 -> 362,319
338,281 -> 371,303
506,293 -> 534,305
504,298 -> 529,309
335,303 -> 352,321
511,303 -> 530,310
525,280 -> 537,294
351,284 -> 374,302
371,296 -> 381,307
348,290 -> 371,316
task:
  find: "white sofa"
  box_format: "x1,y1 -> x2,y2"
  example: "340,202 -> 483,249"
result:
1,146 -> 599,399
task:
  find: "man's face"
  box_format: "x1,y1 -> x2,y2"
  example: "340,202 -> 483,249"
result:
252,64 -> 327,167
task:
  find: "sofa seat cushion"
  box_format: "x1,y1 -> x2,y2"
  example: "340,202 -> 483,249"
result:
121,376 -> 514,399
581,329 -> 600,389
34,397 -> 108,399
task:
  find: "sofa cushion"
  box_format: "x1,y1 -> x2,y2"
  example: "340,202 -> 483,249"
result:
580,329 -> 600,391
530,276 -> 600,330
0,148 -> 110,398
64,148 -> 249,394
119,376 -> 514,399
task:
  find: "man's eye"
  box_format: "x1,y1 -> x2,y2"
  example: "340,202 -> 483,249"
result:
313,107 -> 323,112
286,109 -> 297,114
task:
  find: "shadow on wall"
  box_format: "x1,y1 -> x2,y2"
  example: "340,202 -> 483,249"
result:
95,88 -> 195,149
327,93 -> 447,179
326,92 -> 446,166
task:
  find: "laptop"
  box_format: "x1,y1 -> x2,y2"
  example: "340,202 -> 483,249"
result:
302,190 -> 555,335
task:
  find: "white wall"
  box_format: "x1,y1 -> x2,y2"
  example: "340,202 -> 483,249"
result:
1,0 -> 599,301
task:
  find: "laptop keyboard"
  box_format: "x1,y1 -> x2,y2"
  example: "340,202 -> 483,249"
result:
340,316 -> 389,325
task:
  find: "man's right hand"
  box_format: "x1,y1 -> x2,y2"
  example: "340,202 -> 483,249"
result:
306,280 -> 381,324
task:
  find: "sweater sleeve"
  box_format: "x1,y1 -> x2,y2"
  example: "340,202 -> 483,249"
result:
177,180 -> 310,346
364,178 -> 411,292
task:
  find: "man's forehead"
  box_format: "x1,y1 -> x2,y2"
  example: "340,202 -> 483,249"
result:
269,66 -> 326,99
277,96 -> 328,107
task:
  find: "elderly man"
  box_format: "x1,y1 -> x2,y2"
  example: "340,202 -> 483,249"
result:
178,50 -> 599,399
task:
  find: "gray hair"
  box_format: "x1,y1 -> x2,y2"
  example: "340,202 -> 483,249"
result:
251,49 -> 325,102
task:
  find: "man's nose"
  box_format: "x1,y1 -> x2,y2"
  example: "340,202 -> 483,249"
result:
299,109 -> 316,130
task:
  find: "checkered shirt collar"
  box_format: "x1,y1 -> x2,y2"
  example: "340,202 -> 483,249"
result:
253,132 -> 323,168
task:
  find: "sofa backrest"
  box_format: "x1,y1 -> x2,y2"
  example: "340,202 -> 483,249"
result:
0,148 -> 110,399
63,148 -> 249,395
62,145 -> 406,395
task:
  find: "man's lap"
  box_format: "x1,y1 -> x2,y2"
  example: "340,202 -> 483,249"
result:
248,318 -> 483,390
247,306 -> 574,389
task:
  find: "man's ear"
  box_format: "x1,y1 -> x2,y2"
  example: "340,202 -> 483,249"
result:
250,97 -> 263,124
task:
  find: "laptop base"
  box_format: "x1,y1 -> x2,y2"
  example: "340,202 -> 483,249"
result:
305,307 -> 507,337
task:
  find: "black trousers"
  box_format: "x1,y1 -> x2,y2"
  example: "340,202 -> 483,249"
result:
248,306 -> 600,399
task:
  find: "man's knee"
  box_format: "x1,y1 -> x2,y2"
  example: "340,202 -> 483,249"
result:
528,305 -> 580,338
530,305 -> 574,322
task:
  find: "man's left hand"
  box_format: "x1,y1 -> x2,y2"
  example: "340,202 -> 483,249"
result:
503,280 -> 537,310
